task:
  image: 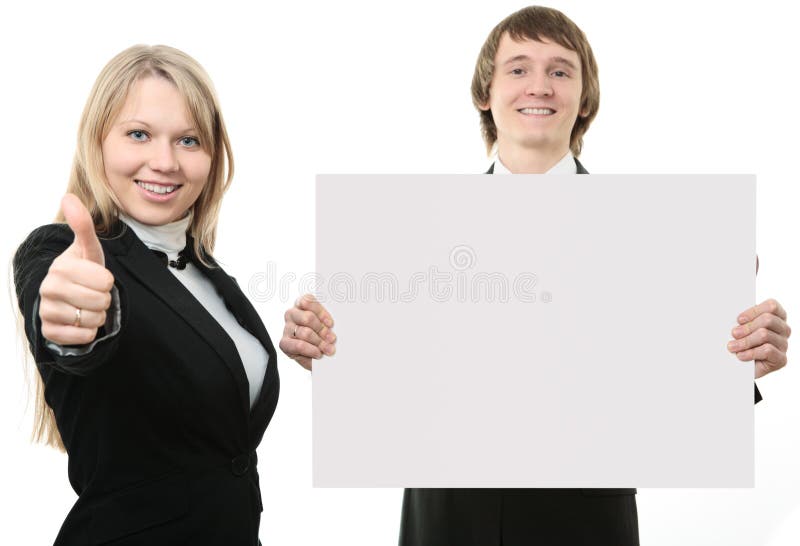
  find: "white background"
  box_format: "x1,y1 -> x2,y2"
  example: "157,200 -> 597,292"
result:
0,0 -> 798,544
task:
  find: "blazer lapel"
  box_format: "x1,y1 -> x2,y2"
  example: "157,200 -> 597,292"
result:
192,248 -> 279,420
103,225 -> 251,418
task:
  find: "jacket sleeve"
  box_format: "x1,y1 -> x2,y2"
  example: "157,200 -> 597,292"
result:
753,255 -> 762,405
13,224 -> 124,376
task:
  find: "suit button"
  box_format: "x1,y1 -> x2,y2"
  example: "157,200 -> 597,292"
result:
232,453 -> 250,476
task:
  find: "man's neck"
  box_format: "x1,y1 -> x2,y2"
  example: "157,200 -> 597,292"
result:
496,142 -> 570,174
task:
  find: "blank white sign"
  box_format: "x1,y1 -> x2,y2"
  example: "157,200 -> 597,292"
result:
314,174 -> 755,487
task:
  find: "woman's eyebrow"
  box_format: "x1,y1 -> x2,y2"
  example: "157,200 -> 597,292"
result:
117,119 -> 198,133
117,118 -> 151,127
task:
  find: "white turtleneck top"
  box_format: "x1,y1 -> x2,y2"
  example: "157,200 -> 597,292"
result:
46,213 -> 268,409
118,213 -> 268,409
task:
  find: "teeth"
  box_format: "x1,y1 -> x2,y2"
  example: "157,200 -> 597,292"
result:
519,108 -> 555,115
136,181 -> 178,194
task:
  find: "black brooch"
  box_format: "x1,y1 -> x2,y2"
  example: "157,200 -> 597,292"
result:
151,248 -> 190,270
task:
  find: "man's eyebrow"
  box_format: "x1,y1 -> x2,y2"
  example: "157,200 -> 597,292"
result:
551,56 -> 578,70
502,54 -> 532,66
501,55 -> 578,71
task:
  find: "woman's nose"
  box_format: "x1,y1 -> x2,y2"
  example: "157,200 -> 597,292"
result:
148,142 -> 179,173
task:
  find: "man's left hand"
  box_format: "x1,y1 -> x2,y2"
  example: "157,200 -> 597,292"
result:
728,298 -> 791,378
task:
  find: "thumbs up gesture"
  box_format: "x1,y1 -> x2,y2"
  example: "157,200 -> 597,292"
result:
38,194 -> 115,346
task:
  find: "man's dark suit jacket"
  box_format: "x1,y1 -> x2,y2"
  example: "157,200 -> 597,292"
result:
399,158 -> 761,546
14,222 -> 279,546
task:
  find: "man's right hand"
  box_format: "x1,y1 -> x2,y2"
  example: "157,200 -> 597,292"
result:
279,294 -> 337,371
38,194 -> 115,346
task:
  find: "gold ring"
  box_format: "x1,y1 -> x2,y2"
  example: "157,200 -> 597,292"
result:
73,307 -> 82,328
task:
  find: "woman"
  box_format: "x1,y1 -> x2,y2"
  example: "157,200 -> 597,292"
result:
13,45 -> 278,545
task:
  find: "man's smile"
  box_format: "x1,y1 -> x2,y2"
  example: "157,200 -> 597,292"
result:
518,107 -> 556,115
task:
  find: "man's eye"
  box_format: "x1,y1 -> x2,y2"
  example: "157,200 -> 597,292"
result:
179,136 -> 200,147
128,130 -> 149,141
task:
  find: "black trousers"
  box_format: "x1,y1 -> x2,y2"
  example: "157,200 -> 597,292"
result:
400,489 -> 639,546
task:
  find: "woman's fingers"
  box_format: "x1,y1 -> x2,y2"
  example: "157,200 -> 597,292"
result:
40,322 -> 99,346
40,277 -> 112,315
39,298 -> 107,329
48,254 -> 115,293
38,263 -> 113,346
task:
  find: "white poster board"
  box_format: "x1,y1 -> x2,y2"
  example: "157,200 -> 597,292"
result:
314,174 -> 755,487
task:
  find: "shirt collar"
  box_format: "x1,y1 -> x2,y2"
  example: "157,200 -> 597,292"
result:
493,152 -> 577,175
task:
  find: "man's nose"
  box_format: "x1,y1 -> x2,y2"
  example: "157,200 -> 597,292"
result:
525,73 -> 553,96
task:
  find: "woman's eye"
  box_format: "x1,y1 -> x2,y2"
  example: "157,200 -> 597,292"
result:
128,130 -> 148,141
510,68 -> 525,76
552,70 -> 568,78
179,136 -> 200,147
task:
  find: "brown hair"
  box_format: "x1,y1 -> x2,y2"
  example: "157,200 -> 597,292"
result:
471,6 -> 600,156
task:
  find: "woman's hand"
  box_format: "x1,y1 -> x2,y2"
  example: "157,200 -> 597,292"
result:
38,194 -> 115,346
279,294 -> 337,371
728,299 -> 791,378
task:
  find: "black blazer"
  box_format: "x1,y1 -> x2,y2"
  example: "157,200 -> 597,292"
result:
14,222 -> 279,546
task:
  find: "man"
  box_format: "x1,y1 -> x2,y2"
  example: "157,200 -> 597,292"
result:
399,11 -> 640,544
394,6 -> 791,546
471,5 -> 597,175
280,6 -> 790,545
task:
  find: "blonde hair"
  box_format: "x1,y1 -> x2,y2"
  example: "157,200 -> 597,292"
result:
471,6 -> 600,156
34,44 -> 234,450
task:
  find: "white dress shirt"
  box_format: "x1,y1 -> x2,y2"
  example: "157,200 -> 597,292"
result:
493,151 -> 578,175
